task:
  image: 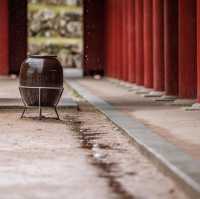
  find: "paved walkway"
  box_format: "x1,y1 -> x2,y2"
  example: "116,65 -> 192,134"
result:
67,78 -> 200,198
0,76 -> 188,198
75,78 -> 200,159
0,76 -> 77,108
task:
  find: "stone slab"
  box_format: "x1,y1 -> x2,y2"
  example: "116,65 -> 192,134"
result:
155,95 -> 177,102
172,99 -> 196,107
135,90 -> 150,95
144,91 -> 164,98
0,97 -> 77,109
0,82 -> 77,109
63,68 -> 83,78
185,103 -> 200,111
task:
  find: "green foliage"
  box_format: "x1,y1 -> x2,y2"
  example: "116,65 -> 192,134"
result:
28,3 -> 82,14
28,1 -> 83,68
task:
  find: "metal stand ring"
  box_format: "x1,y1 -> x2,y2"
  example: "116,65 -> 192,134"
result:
19,86 -> 64,120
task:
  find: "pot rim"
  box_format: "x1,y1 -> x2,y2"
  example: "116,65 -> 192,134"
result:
28,54 -> 57,59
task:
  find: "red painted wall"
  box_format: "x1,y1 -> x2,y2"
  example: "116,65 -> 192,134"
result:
0,0 -> 9,75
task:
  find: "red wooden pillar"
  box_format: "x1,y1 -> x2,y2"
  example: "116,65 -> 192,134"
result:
135,0 -> 144,85
109,0 -> 114,77
153,0 -> 164,91
9,0 -> 27,74
115,1 -> 120,80
127,0 -> 136,83
119,1 -> 124,80
125,0 -> 129,82
164,0 -> 178,96
0,0 -> 9,75
105,0 -> 109,76
111,0 -> 115,78
178,0 -> 197,98
121,1 -> 124,81
111,0 -> 116,78
122,1 -> 128,81
113,0 -> 117,78
143,0 -> 153,88
197,0 -> 200,102
84,0 -> 105,76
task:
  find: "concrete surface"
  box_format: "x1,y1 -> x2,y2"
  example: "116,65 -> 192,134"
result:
75,78 -> 200,159
0,77 -> 77,109
64,68 -> 83,78
0,110 -> 113,199
67,78 -> 200,198
0,76 -> 189,198
0,107 -> 187,199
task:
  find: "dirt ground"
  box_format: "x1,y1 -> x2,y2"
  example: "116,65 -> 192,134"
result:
0,103 -> 188,199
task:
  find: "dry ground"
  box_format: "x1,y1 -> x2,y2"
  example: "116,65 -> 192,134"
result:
0,101 -> 188,199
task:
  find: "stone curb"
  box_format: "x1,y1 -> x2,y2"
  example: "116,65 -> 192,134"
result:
0,99 -> 78,110
66,80 -> 200,199
0,81 -> 78,110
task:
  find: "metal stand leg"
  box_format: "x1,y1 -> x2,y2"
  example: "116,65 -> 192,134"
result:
21,107 -> 26,118
54,106 -> 60,120
19,87 -> 27,119
39,107 -> 42,120
39,88 -> 42,120
19,86 -> 64,120
53,88 -> 64,120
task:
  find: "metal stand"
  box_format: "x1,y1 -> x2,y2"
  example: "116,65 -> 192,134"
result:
19,86 -> 64,120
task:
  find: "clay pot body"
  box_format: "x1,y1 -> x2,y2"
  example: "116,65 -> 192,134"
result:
19,55 -> 63,106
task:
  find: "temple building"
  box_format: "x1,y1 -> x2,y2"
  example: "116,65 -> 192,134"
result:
0,0 -> 200,102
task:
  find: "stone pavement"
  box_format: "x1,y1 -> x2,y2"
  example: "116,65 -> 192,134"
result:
67,78 -> 200,198
0,76 -> 188,199
0,76 -> 77,109
73,78 -> 200,159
